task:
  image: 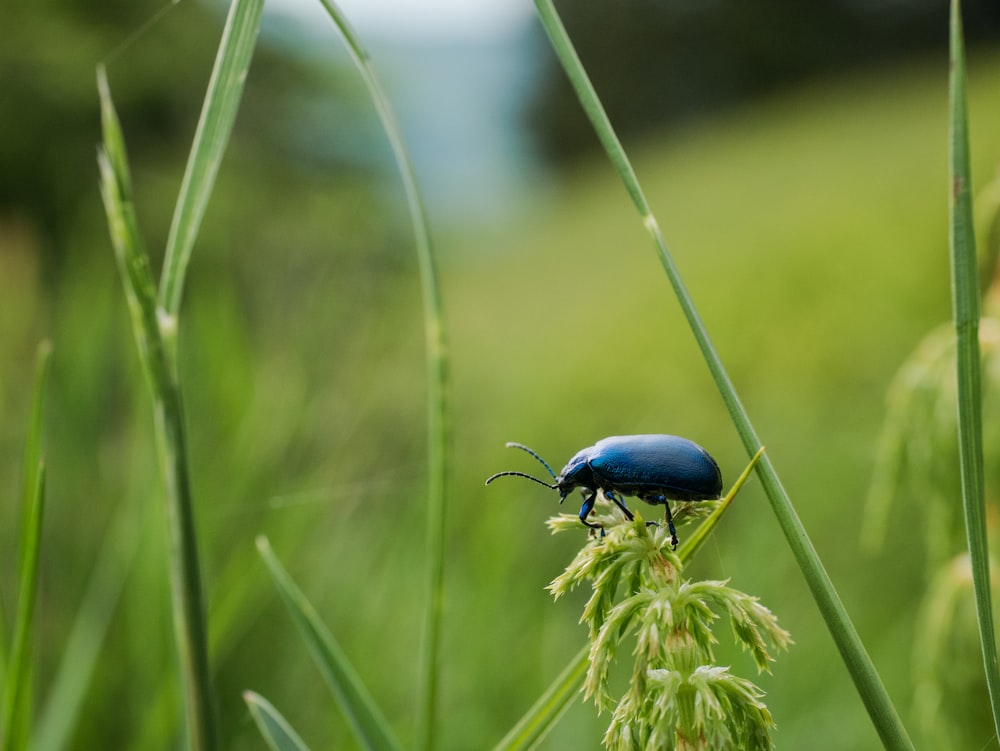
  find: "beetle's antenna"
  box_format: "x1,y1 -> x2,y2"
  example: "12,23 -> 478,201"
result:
484,470 -> 558,489
505,442 -> 558,480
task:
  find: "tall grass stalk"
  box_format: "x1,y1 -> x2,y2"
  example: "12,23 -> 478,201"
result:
1,341 -> 52,751
531,1 -> 913,747
98,66 -> 215,751
313,4 -> 451,749
947,0 -> 1000,738
34,496 -> 139,751
96,0 -> 263,748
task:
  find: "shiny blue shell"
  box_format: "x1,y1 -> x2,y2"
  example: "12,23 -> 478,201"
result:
559,434 -> 722,502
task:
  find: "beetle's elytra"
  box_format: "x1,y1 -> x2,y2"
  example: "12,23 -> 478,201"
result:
485,434 -> 722,549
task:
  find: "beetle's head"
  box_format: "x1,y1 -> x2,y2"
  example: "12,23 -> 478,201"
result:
485,442 -> 562,495
554,451 -> 591,501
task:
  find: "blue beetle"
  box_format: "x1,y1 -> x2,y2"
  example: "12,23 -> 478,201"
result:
485,434 -> 722,548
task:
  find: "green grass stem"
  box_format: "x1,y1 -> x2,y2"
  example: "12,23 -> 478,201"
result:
532,1 -> 914,748
98,64 -> 216,751
312,5 -> 451,749
243,691 -> 311,751
947,0 -> 1000,738
255,537 -> 405,751
1,341 -> 52,751
97,2 -> 263,747
490,646 -> 589,751
33,499 -> 139,751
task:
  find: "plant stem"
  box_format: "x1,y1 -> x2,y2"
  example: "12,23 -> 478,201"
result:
947,0 -> 1000,738
314,5 -> 451,748
1,341 -> 51,751
98,64 -> 218,751
153,383 -> 216,751
532,1 -> 914,748
100,0 -> 263,744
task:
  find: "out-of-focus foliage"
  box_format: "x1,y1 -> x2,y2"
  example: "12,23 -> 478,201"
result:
1,3 -> 419,749
0,0 -> 373,269
3,1 -> 1000,747
863,168 -> 1000,750
863,314 -> 1000,563
526,0 -> 1000,164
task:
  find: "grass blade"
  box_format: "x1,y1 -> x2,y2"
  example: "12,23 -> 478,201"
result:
97,67 -> 169,396
312,5 -> 451,749
532,1 -> 914,748
33,501 -> 138,751
98,63 -> 217,751
255,536 -> 405,751
243,691 -> 311,751
947,0 -> 1000,737
490,647 -> 588,751
159,0 -> 265,317
1,340 -> 52,751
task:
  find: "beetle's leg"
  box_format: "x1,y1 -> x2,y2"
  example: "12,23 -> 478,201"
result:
578,490 -> 603,531
663,503 -> 679,550
641,493 -> 678,549
603,489 -> 634,522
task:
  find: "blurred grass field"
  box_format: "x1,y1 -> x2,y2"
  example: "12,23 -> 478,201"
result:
2,36 -> 1000,749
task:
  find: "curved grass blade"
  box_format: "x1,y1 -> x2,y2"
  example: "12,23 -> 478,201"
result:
243,691 -> 311,751
159,0 -> 265,318
947,0 -> 1000,737
311,5 -> 451,749
490,646 -> 588,751
1,340 -> 52,751
532,1 -> 913,748
255,537 -> 404,751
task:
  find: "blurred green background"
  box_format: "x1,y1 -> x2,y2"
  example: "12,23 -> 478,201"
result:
3,0 -> 1000,748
